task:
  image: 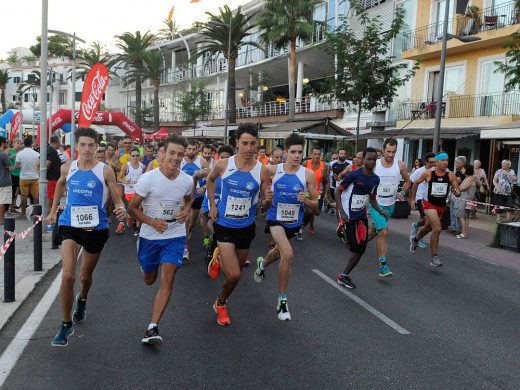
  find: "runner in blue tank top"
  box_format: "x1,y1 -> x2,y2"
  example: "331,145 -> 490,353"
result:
206,124 -> 272,326
180,140 -> 209,262
46,127 -> 127,347
253,133 -> 318,321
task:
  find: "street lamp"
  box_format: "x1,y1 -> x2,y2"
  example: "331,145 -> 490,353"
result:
433,0 -> 481,153
208,20 -> 232,145
48,29 -> 86,158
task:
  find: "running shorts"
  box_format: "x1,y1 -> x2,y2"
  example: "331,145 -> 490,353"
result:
47,180 -> 57,200
422,200 -> 446,218
416,199 -> 425,218
191,196 -> 203,210
369,204 -> 395,233
54,225 -> 109,254
213,222 -> 255,249
264,220 -> 299,240
137,236 -> 185,272
344,218 -> 369,255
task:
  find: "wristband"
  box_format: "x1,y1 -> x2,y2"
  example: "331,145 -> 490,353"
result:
400,190 -> 406,196
151,217 -> 156,227
117,206 -> 126,212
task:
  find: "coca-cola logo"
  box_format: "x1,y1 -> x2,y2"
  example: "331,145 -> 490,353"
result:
81,69 -> 108,121
12,114 -> 21,131
121,121 -> 136,133
51,117 -> 63,128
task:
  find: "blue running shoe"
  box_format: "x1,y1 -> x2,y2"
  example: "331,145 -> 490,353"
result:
409,235 -> 418,254
296,228 -> 303,242
417,239 -> 427,249
52,322 -> 74,347
379,264 -> 393,277
411,222 -> 419,237
430,255 -> 443,267
72,293 -> 87,324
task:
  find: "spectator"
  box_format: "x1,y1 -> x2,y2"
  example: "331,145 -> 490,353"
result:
411,158 -> 423,174
472,160 -> 489,219
5,138 -> 22,214
0,137 -> 13,223
257,145 -> 269,165
63,145 -> 71,160
454,165 -> 476,239
47,136 -> 62,215
449,155 -> 466,235
15,137 -> 40,217
493,159 -> 518,222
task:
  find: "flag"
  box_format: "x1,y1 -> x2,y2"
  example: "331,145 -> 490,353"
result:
168,5 -> 175,23
78,63 -> 109,128
190,0 -> 201,2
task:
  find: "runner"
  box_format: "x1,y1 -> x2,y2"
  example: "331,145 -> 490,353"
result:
46,127 -> 127,346
366,138 -> 411,277
117,147 -> 145,236
257,145 -> 269,165
145,142 -> 165,172
206,123 -> 271,326
409,152 -> 436,249
199,144 -> 215,248
128,135 -> 194,344
325,148 -> 350,217
253,133 -> 317,320
409,152 -> 461,267
270,147 -> 284,165
335,147 -> 387,289
105,143 -> 121,174
181,140 -> 209,261
142,143 -> 156,167
338,151 -> 364,180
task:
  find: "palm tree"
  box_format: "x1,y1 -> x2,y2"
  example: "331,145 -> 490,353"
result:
0,70 -> 11,113
127,50 -> 165,131
77,42 -> 112,78
196,5 -> 263,124
257,0 -> 322,120
114,31 -> 155,127
6,53 -> 19,66
158,19 -> 177,40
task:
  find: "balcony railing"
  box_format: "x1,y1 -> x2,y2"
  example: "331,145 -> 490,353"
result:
394,92 -> 520,121
402,1 -> 519,51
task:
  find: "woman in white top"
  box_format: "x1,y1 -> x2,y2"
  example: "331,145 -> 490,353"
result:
117,147 -> 145,235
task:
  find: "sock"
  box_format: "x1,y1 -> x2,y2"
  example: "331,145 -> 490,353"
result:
148,323 -> 157,330
217,297 -> 226,306
278,293 -> 287,302
379,257 -> 386,265
431,254 -> 437,258
413,236 -> 419,243
341,273 -> 349,278
259,261 -> 266,271
63,321 -> 72,327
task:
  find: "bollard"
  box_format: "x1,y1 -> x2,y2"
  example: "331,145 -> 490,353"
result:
33,205 -> 42,272
4,218 -> 15,302
51,208 -> 63,250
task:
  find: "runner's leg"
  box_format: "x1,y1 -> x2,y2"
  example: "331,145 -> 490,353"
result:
150,263 -> 178,324
60,239 -> 82,322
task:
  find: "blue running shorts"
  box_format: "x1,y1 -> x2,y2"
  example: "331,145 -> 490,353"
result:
368,204 -> 395,233
137,236 -> 185,273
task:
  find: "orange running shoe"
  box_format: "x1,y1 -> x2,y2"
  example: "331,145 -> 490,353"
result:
115,223 -> 125,234
213,299 -> 230,326
208,248 -> 221,279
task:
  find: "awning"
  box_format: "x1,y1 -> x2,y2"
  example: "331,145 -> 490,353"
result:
354,127 -> 481,140
480,120 -> 520,139
260,118 -> 352,138
181,125 -> 239,138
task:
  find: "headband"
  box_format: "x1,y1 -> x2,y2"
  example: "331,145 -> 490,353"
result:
435,152 -> 449,161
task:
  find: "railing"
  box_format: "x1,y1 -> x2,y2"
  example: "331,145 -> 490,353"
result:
393,92 -> 520,121
401,1 -> 519,51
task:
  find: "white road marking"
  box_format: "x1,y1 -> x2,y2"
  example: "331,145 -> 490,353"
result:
312,269 -> 411,335
0,270 -> 62,386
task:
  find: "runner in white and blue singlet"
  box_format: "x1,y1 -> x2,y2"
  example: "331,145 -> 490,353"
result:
46,127 -> 126,347
206,123 -> 272,326
253,134 -> 318,321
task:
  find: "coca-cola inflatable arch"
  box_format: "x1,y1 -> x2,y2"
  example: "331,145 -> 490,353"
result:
37,109 -> 143,145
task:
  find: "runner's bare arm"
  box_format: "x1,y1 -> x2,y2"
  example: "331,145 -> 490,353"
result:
176,194 -> 193,223
128,193 -> 167,234
260,165 -> 273,209
368,195 -> 387,217
117,164 -> 128,184
338,165 -> 352,180
410,170 -> 430,210
104,165 -> 126,219
45,162 -> 71,223
449,172 -> 461,196
207,159 -> 225,220
200,158 -> 210,169
145,160 -> 154,172
300,168 -> 318,211
334,187 -> 348,224
398,161 -> 412,200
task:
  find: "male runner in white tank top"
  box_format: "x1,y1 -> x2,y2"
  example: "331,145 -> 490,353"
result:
367,138 -> 411,278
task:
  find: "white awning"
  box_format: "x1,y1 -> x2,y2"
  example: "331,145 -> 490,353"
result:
480,129 -> 520,139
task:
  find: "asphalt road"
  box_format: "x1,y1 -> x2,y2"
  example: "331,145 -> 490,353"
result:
1,213 -> 519,389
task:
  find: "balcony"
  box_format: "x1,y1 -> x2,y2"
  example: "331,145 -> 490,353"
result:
401,1 -> 520,60
394,92 -> 520,121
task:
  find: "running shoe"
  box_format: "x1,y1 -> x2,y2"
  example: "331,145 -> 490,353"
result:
409,235 -> 418,254
115,223 -> 125,234
141,326 -> 162,345
330,208 -> 336,215
254,257 -> 265,283
183,246 -> 189,262
379,264 -> 393,277
336,221 -> 345,238
245,257 -> 251,266
277,299 -> 291,321
308,227 -> 315,234
213,299 -> 230,326
127,217 -> 133,227
72,293 -> 87,324
208,248 -> 221,279
204,246 -> 213,265
337,274 -> 356,289
324,200 -> 331,213
203,236 -> 210,249
430,255 -> 443,267
133,227 -> 140,237
411,222 -> 419,237
51,322 -> 74,347
296,228 -> 303,242
417,239 -> 427,249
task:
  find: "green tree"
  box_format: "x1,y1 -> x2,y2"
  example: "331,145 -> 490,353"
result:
158,19 -> 177,40
494,1 -> 520,91
257,0 -> 322,120
114,31 -> 155,128
0,70 -> 11,113
6,53 -> 19,65
177,81 -> 212,129
74,42 -> 113,81
196,5 -> 262,125
30,35 -> 73,58
321,3 -> 419,150
126,50 -> 165,131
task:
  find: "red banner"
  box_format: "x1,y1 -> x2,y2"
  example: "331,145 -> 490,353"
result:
10,112 -> 22,141
78,63 -> 109,128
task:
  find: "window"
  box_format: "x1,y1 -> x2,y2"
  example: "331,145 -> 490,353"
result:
59,93 -> 65,105
434,0 -> 454,37
313,2 -> 327,41
12,95 -> 17,102
13,76 -> 21,84
393,0 -> 416,60
360,0 -> 387,11
75,92 -> 81,102
24,94 -> 29,103
444,67 -> 464,94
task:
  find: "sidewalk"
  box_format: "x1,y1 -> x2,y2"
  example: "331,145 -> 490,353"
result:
0,211 -> 62,331
389,210 -> 520,273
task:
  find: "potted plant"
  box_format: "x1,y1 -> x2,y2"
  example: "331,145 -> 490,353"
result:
498,207 -> 520,251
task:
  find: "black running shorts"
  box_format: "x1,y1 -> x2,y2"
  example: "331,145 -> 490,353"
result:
213,222 -> 256,249
264,220 -> 299,239
191,196 -> 204,210
55,225 -> 110,254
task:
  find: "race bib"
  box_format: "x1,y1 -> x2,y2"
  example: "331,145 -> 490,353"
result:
71,206 -> 99,229
128,178 -> 138,190
156,201 -> 182,220
225,196 -> 251,219
378,183 -> 396,198
351,194 -> 369,212
431,182 -> 448,196
276,203 -> 300,223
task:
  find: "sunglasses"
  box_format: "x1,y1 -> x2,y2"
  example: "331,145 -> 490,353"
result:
124,142 -> 132,144
131,154 -> 140,157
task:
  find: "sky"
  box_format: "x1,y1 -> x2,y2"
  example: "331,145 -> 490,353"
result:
0,0 -> 249,59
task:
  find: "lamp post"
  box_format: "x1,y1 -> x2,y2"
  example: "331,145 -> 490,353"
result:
433,0 -> 481,153
48,29 -> 86,159
208,20 -> 232,145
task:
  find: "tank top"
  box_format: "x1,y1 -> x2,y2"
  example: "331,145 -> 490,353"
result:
202,177 -> 222,213
306,160 -> 325,195
424,168 -> 451,207
151,159 -> 160,170
267,164 -> 307,228
9,149 -> 20,176
58,161 -> 108,230
124,162 -> 144,194
217,156 -> 262,228
181,156 -> 205,198
375,159 -> 402,207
